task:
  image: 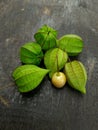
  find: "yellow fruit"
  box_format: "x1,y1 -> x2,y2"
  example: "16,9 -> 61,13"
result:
51,72 -> 66,88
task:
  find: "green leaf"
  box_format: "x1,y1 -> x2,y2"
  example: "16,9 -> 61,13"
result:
58,34 -> 84,56
12,65 -> 49,92
44,48 -> 68,78
34,25 -> 57,51
20,42 -> 43,65
64,60 -> 87,94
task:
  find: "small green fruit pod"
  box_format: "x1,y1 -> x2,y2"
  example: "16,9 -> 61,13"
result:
34,25 -> 57,51
58,34 -> 84,56
20,42 -> 43,65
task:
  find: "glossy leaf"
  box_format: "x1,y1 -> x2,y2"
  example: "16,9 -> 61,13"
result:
34,25 -> 57,51
12,65 -> 49,92
58,34 -> 84,56
44,48 -> 68,78
20,42 -> 43,65
64,60 -> 87,94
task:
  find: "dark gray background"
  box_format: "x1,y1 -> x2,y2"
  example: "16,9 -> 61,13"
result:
0,0 -> 98,130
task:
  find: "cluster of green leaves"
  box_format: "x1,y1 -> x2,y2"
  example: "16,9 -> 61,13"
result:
12,25 -> 87,94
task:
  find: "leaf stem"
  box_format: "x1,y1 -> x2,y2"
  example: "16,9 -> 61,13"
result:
56,50 -> 59,72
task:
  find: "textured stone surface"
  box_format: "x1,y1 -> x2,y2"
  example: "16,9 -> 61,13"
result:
0,0 -> 98,130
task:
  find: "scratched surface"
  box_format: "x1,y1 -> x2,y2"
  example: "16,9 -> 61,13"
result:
0,0 -> 98,130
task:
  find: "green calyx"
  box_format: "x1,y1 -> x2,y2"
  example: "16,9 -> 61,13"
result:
58,34 -> 84,56
64,60 -> 87,94
20,42 -> 43,65
44,48 -> 68,78
12,65 -> 50,92
34,25 -> 57,51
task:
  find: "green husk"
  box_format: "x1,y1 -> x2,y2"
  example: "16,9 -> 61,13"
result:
20,42 -> 43,65
58,34 -> 84,56
44,48 -> 68,78
34,25 -> 57,51
65,60 -> 87,94
12,65 -> 50,92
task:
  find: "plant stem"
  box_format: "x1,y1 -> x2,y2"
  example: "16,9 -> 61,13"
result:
56,49 -> 59,72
